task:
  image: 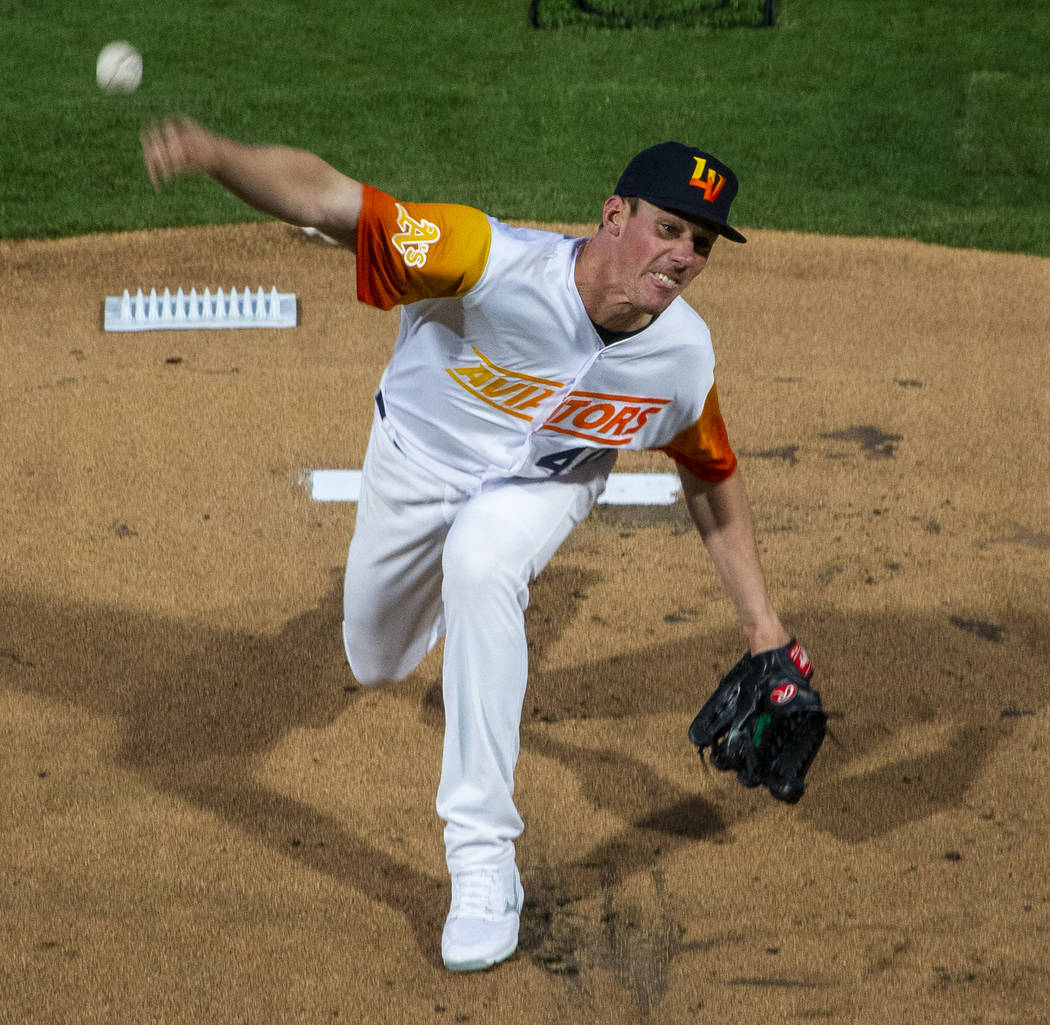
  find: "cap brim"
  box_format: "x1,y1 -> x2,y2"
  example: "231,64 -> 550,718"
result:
640,196 -> 747,244
676,208 -> 747,244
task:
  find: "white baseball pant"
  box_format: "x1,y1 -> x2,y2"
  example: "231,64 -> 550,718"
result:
343,411 -> 611,872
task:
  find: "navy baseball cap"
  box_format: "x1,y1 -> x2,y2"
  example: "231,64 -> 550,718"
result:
616,141 -> 747,243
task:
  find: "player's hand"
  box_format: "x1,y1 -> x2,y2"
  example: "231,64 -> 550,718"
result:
141,117 -> 219,191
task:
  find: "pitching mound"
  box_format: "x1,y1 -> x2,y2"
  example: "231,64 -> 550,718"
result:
1,222 -> 1047,1023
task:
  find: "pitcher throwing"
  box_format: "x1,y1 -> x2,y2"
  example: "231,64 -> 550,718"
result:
142,119 -> 814,971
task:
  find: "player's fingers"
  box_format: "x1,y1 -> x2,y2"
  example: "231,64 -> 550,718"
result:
140,123 -> 168,191
159,119 -> 191,175
141,117 -> 199,190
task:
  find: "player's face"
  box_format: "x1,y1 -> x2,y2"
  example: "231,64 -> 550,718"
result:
609,198 -> 719,320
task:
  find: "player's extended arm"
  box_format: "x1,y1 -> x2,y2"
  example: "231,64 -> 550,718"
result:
141,117 -> 363,249
678,465 -> 789,655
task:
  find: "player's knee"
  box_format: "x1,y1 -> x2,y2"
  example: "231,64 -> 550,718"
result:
441,547 -> 530,622
342,619 -> 405,688
443,539 -> 517,594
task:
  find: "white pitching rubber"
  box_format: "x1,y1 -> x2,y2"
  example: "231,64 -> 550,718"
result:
104,287 -> 298,331
307,470 -> 684,505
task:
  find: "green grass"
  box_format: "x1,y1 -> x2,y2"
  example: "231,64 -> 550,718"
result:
2,0 -> 1048,255
960,72 -> 1050,178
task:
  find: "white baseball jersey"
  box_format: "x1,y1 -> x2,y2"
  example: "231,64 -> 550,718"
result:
356,185 -> 737,493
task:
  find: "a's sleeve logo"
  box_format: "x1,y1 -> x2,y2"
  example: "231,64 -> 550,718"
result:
689,157 -> 726,203
392,203 -> 441,267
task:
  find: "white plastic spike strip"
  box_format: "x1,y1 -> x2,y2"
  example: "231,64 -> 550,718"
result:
307,470 -> 683,505
104,286 -> 297,331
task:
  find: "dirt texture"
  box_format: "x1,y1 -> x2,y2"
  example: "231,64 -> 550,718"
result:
1,222 -> 1048,1024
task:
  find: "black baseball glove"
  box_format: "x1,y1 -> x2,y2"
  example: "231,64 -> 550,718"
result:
689,639 -> 826,803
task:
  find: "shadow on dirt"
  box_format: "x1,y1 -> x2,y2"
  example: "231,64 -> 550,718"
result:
3,562 -> 1046,983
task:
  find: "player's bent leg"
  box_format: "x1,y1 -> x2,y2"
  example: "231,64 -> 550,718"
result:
342,513 -> 444,685
342,416 -> 455,686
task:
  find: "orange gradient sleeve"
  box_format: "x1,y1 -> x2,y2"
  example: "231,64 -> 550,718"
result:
356,184 -> 492,310
659,383 -> 738,482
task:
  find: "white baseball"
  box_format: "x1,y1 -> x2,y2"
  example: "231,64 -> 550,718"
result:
96,41 -> 142,93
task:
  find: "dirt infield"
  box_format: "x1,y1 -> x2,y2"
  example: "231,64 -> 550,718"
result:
2,222 -> 1048,1024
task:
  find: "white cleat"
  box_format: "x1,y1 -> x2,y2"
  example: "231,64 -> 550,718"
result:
441,863 -> 524,972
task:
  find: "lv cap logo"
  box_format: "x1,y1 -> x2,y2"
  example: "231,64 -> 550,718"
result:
689,157 -> 726,202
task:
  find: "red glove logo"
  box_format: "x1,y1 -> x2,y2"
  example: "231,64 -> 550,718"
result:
770,682 -> 798,705
787,641 -> 812,678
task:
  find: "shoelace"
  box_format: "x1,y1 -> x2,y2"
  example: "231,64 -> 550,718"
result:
450,870 -> 503,917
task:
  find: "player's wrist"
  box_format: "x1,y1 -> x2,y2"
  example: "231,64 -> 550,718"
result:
746,620 -> 790,655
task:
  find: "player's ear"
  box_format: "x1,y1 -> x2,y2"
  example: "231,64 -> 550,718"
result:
602,195 -> 630,237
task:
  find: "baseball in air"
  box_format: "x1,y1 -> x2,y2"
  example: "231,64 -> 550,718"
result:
96,41 -> 142,93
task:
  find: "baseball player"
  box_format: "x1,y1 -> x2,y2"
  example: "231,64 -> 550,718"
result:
142,120 -> 797,972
